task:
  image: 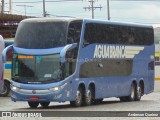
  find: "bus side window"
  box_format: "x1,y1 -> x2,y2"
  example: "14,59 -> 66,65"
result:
65,48 -> 78,77
67,21 -> 82,44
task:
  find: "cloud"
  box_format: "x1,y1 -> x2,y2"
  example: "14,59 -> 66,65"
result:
110,1 -> 160,23
8,0 -> 160,23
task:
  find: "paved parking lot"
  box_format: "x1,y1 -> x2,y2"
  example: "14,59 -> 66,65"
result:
0,81 -> 160,120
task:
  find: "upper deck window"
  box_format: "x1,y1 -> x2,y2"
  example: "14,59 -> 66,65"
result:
67,21 -> 82,44
14,21 -> 68,49
84,23 -> 154,46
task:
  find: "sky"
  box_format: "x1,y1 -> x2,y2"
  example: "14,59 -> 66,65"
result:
2,0 -> 160,24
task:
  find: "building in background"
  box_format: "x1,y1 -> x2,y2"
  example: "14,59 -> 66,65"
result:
0,13 -> 34,38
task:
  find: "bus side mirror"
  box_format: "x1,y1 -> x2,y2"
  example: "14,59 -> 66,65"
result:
60,43 -> 77,63
2,45 -> 13,63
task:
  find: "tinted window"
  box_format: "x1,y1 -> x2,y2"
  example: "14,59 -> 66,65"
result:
67,21 -> 82,44
80,60 -> 132,78
15,21 -> 68,49
84,23 -> 154,46
65,48 -> 78,77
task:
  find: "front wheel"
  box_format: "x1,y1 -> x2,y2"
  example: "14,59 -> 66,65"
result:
70,87 -> 83,107
28,101 -> 39,108
40,102 -> 50,107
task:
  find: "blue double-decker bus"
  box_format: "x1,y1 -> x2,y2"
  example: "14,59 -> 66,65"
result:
3,18 -> 154,108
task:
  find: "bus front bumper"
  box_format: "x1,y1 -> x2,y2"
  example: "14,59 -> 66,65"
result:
11,89 -> 65,102
10,84 -> 68,102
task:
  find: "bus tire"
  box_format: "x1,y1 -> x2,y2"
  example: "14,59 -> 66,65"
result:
28,101 -> 39,108
127,83 -> 136,102
0,80 -> 10,97
40,102 -> 50,107
70,87 -> 83,107
84,86 -> 94,106
135,84 -> 142,101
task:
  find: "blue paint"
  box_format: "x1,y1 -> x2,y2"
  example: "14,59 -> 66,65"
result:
36,56 -> 41,61
3,18 -> 154,104
5,64 -> 12,69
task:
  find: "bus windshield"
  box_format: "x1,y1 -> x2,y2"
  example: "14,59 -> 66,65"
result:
12,54 -> 62,83
14,21 -> 68,49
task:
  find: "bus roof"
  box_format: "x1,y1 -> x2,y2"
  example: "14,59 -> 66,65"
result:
21,17 -> 83,23
83,18 -> 153,28
21,17 -> 152,28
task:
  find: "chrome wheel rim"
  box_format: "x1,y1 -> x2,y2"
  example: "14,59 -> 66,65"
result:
137,87 -> 142,98
131,85 -> 135,99
76,91 -> 81,104
87,90 -> 91,103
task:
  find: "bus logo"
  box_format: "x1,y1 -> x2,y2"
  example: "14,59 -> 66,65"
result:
93,45 -> 144,59
32,90 -> 36,94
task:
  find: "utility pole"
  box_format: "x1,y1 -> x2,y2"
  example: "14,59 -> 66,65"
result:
9,0 -> 12,14
107,0 -> 110,20
43,0 -> 46,17
84,0 -> 102,19
1,0 -> 4,13
16,5 -> 33,16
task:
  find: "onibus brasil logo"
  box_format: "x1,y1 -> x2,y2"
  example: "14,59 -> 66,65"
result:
93,45 -> 144,59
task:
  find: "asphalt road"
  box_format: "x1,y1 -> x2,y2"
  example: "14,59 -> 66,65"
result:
0,81 -> 160,120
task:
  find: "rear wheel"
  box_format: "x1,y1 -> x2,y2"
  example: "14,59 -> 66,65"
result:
127,83 -> 136,101
135,84 -> 142,101
70,87 -> 83,107
28,101 -> 39,108
119,83 -> 136,102
84,86 -> 94,106
40,102 -> 50,107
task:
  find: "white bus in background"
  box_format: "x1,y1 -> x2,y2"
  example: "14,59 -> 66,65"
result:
0,35 -> 4,92
153,24 -> 160,80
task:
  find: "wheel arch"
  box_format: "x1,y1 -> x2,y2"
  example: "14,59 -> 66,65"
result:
87,82 -> 95,98
4,79 -> 10,85
132,80 -> 137,89
78,82 -> 86,90
78,82 -> 86,96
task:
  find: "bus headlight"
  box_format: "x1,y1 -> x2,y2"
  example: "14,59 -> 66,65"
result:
11,85 -> 20,91
49,83 -> 67,92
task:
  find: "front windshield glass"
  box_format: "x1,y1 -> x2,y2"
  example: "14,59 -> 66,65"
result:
14,21 -> 68,49
12,54 -> 62,83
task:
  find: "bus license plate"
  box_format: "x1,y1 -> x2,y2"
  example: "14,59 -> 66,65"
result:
30,96 -> 39,101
